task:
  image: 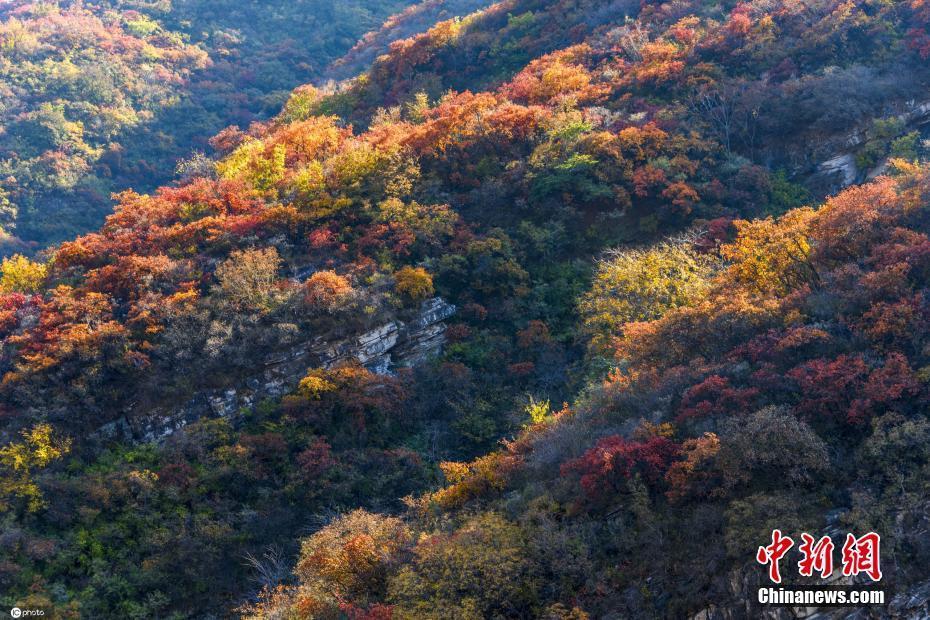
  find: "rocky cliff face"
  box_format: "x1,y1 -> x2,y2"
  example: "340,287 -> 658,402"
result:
810,99 -> 930,195
95,297 -> 455,444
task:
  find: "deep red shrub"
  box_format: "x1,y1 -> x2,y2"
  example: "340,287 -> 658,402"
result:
561,435 -> 679,500
676,374 -> 760,422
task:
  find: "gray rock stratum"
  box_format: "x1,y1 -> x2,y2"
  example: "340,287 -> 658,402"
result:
95,297 -> 455,444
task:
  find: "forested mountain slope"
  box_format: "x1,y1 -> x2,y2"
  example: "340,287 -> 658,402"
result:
2,0 -> 930,618
0,0 -> 410,249
325,0 -> 495,81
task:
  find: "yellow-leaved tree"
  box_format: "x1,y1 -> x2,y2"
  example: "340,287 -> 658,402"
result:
721,208 -> 820,295
0,424 -> 71,513
0,253 -> 47,293
394,266 -> 434,302
580,236 -> 716,351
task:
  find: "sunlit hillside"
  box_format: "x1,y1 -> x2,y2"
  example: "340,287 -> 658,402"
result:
2,0 -> 930,617
0,0 -> 410,249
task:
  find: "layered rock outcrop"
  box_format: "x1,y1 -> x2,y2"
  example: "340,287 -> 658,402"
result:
96,297 -> 455,443
811,99 -> 930,194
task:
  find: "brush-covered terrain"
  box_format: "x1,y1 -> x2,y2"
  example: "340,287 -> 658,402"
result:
3,0 -> 930,618
0,0 -> 419,249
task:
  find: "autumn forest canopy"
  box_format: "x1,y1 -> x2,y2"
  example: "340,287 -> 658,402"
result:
0,0 -> 414,249
3,0 -> 930,618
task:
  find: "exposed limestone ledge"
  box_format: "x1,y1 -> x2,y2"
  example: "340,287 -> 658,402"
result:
94,297 -> 456,444
817,153 -> 858,188
811,98 -> 930,194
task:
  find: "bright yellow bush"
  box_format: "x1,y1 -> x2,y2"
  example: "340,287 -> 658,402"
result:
394,266 -> 434,302
721,208 -> 819,295
0,424 -> 71,512
580,238 -> 714,349
0,254 -> 47,293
